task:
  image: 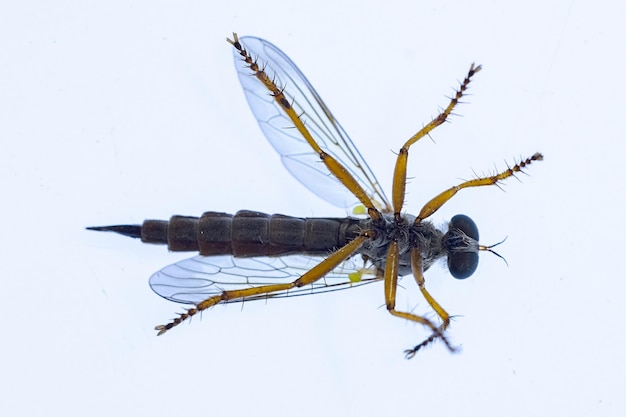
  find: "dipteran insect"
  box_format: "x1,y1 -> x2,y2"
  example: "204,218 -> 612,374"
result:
89,33 -> 542,357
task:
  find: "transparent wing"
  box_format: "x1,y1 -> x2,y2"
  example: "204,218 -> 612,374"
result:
234,36 -> 391,211
149,254 -> 381,305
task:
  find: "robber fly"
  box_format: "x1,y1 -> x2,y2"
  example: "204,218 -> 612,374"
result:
89,33 -> 542,358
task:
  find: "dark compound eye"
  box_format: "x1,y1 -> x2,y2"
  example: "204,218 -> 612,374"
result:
447,214 -> 479,280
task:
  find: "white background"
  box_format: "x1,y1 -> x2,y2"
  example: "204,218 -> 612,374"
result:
2,1 -> 623,416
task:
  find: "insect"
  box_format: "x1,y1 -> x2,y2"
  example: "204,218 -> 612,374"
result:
89,33 -> 542,358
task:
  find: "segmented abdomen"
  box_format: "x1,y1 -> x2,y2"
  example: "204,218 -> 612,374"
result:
139,210 -> 363,257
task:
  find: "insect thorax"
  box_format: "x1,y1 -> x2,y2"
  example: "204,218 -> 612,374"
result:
357,214 -> 447,276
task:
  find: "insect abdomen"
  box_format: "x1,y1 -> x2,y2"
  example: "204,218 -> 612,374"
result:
140,210 -> 362,257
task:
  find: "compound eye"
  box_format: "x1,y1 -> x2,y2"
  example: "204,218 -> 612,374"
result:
447,215 -> 479,280
448,252 -> 479,279
450,214 -> 479,240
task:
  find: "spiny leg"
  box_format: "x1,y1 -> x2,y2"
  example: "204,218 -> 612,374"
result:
404,248 -> 453,358
391,64 -> 481,220
155,233 -> 371,335
403,153 -> 544,356
227,33 -> 382,221
384,65 -> 481,355
383,240 -> 457,355
416,153 -> 544,222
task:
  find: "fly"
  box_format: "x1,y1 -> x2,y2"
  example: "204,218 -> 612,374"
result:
89,33 -> 543,358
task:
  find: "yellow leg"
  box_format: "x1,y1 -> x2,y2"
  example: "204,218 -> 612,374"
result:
416,153 -> 543,222
384,241 -> 457,354
403,153 -> 544,356
384,65 -> 481,355
155,234 -> 370,335
401,248 -> 453,358
228,33 -> 383,221
391,64 -> 482,217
